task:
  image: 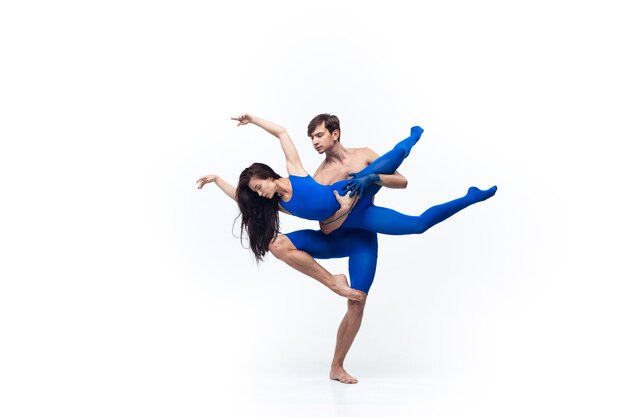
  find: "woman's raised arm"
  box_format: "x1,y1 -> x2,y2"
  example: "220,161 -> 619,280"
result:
231,114 -> 308,177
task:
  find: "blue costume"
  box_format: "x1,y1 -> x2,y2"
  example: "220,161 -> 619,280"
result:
286,228 -> 379,293
283,126 -> 496,293
281,126 -> 497,234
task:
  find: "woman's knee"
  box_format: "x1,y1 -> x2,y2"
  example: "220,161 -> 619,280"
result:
268,235 -> 294,259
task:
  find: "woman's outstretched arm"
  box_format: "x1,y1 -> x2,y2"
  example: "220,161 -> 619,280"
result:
197,173 -> 292,214
231,114 -> 308,177
197,174 -> 237,201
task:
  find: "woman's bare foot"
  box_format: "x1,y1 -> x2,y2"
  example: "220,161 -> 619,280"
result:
330,366 -> 358,384
332,274 -> 364,302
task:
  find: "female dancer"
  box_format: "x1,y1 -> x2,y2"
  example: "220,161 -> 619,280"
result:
198,114 -> 496,262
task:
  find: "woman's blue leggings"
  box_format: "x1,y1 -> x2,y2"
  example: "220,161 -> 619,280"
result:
285,125 -> 496,293
334,125 -> 497,235
332,126 -> 425,199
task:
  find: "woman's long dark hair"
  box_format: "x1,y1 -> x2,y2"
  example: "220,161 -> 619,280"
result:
236,163 -> 282,262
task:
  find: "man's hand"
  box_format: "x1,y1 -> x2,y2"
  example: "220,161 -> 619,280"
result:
333,190 -> 358,209
196,174 -> 217,189
343,173 -> 380,198
230,114 -> 253,126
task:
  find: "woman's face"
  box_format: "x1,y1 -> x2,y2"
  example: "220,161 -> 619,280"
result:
248,176 -> 276,199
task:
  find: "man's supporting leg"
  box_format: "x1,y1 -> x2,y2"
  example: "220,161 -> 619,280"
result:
330,295 -> 367,384
272,228 -> 378,383
269,233 -> 363,301
330,234 -> 378,384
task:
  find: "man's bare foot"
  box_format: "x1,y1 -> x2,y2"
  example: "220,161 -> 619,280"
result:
330,366 -> 358,384
332,274 -> 364,301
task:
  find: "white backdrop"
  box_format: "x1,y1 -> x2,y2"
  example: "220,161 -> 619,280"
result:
1,1 -> 624,416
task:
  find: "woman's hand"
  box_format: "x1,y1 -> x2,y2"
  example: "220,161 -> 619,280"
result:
230,114 -> 253,126
196,174 -> 217,189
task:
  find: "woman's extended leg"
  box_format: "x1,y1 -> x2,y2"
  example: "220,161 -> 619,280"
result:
342,185 -> 498,234
358,126 -> 424,176
335,126 -> 424,198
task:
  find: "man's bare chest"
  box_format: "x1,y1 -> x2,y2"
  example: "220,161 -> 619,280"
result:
314,158 -> 369,186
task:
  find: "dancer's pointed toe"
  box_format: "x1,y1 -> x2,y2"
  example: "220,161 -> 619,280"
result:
467,185 -> 497,202
411,125 -> 424,138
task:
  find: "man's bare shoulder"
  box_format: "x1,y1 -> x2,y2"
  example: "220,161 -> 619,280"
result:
348,146 -> 379,162
312,160 -> 327,178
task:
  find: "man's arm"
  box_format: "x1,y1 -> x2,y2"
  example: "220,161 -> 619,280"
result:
364,147 -> 408,188
319,191 -> 356,234
377,173 -> 408,189
343,148 -> 409,197
231,114 -> 308,177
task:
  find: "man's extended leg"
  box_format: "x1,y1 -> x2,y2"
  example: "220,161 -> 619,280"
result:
269,233 -> 363,301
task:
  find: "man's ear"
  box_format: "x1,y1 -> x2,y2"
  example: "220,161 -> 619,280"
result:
332,129 -> 340,141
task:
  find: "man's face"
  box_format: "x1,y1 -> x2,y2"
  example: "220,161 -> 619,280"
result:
309,122 -> 339,154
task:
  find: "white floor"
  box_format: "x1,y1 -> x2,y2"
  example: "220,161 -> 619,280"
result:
229,373 -> 472,417
205,368 -> 623,417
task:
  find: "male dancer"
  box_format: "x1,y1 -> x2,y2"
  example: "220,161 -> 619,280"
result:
265,114 -> 408,384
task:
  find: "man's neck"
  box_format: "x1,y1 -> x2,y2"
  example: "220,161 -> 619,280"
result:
324,142 -> 350,165
313,142 -> 360,185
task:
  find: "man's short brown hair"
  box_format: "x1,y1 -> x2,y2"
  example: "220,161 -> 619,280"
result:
307,113 -> 341,142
